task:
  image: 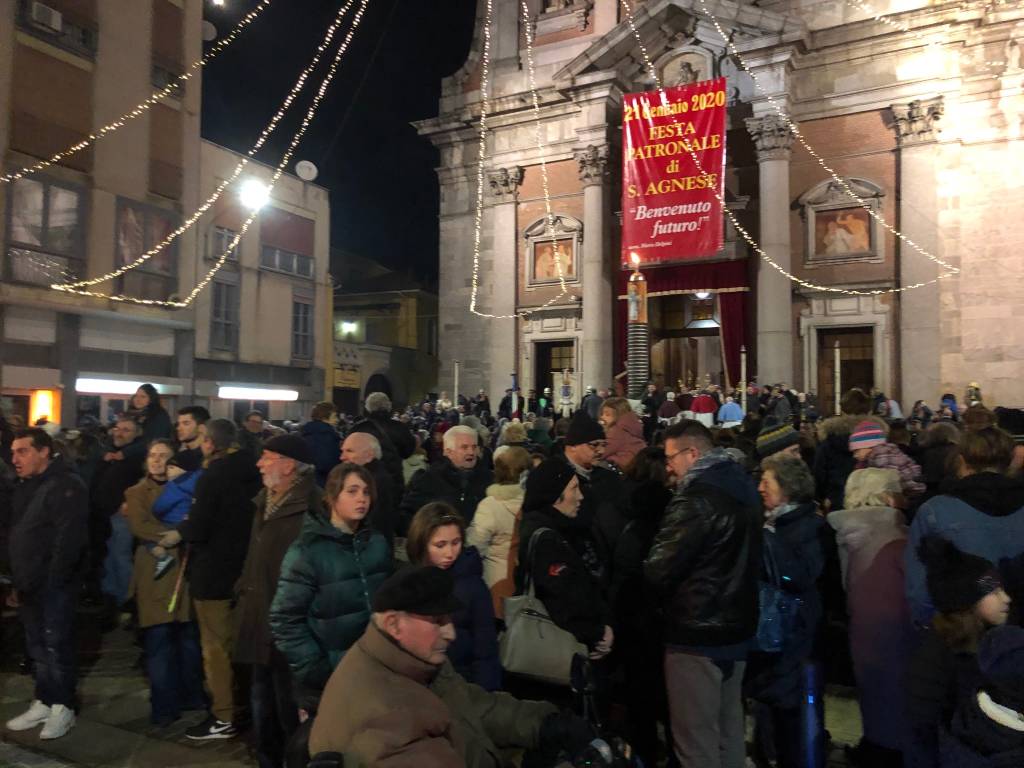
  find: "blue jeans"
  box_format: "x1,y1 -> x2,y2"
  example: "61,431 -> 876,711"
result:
142,622 -> 206,723
20,584 -> 78,708
101,514 -> 134,604
251,650 -> 300,768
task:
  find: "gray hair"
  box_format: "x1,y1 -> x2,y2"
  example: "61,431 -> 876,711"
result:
761,454 -> 815,503
443,425 -> 478,451
844,468 -> 901,509
365,392 -> 392,414
204,418 -> 237,452
363,433 -> 383,460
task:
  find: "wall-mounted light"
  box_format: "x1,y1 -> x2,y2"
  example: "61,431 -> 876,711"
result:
218,386 -> 298,401
694,291 -> 711,300
239,179 -> 270,211
340,321 -> 358,335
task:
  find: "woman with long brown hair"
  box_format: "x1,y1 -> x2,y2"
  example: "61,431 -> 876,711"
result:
407,501 -> 500,690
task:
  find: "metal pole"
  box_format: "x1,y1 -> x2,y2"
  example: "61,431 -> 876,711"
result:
740,345 -> 747,412
834,340 -> 842,416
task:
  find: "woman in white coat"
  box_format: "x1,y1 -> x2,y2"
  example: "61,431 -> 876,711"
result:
466,446 -> 531,619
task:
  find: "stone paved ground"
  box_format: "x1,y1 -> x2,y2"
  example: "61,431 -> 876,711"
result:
0,605 -> 864,767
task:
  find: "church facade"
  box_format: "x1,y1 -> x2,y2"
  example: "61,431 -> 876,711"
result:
416,0 -> 1024,412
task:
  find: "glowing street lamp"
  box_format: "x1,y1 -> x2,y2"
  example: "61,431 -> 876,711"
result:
239,179 -> 270,211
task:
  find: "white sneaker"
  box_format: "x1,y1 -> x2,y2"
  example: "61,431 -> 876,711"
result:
39,704 -> 75,740
5,700 -> 51,731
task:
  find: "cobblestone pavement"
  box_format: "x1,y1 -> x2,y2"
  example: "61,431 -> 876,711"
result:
0,605 -> 864,767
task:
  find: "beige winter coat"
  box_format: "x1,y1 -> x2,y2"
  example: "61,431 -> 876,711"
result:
467,483 -> 523,618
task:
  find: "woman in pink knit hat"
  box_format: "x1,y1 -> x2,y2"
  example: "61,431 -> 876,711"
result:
849,420 -> 925,499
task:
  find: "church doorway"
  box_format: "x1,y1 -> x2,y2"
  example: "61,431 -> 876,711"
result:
533,340 -> 575,397
818,327 -> 874,415
648,294 -> 724,392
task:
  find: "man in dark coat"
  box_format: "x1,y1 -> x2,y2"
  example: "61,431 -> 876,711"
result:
398,425 -> 493,533
349,392 -> 414,494
5,429 -> 88,740
174,405 -> 210,472
91,416 -> 146,614
560,410 -> 626,563
645,420 -> 761,768
470,389 -> 492,418
299,402 -> 341,488
340,431 -> 398,544
159,419 -> 261,740
235,433 -> 318,768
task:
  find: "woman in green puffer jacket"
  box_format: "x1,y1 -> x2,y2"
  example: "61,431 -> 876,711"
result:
269,462 -> 393,708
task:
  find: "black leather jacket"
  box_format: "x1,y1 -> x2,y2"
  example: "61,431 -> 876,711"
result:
645,454 -> 761,647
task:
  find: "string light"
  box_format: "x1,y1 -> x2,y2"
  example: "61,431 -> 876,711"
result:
617,0 -> 959,297
1,0 -> 276,185
52,0 -> 360,294
468,2 -> 568,319
53,0 -> 373,307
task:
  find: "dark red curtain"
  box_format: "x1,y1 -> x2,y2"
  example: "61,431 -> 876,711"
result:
614,260 -> 749,385
718,290 -> 746,389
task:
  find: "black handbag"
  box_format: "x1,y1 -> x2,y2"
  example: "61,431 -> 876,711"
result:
755,533 -> 803,653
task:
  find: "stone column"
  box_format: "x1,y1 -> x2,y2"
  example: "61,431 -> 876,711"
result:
486,167 -> 523,407
575,145 -> 613,391
746,114 -> 795,386
891,97 -> 943,406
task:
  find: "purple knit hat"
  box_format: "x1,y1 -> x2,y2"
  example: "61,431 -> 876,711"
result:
849,420 -> 885,451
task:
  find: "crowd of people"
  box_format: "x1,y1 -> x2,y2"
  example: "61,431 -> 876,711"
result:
0,378 -> 1023,768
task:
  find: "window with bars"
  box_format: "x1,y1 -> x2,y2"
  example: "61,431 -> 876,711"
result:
292,299 -> 313,360
550,343 -> 574,373
5,177 -> 85,286
211,281 -> 239,352
261,246 -> 314,279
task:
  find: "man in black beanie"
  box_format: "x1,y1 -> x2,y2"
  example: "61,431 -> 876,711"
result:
308,566 -> 595,766
558,410 -> 627,556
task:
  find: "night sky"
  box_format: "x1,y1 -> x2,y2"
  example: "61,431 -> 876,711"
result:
201,0 -> 478,285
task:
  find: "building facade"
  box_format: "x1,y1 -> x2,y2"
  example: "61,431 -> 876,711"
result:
332,251 -> 439,414
0,0 -> 330,426
417,0 -> 1024,411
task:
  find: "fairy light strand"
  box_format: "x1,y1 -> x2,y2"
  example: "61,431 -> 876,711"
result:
618,0 -> 957,297
1,0 -> 276,185
53,0 -> 373,307
691,0 -> 960,276
52,0 -> 359,293
468,0 -> 571,319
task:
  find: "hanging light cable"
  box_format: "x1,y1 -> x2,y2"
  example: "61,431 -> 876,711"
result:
53,0 -> 373,307
52,0 -> 360,293
1,0 -> 276,185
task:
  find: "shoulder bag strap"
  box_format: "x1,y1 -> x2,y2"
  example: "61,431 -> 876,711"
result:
523,526 -> 555,597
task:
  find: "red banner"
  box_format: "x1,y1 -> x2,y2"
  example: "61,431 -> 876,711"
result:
621,78 -> 727,268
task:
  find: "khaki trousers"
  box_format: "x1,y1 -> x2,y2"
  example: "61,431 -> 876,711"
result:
664,649 -> 747,768
194,599 -> 236,722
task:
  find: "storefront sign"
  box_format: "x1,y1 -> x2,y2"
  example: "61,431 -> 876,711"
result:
621,78 -> 727,268
333,367 -> 360,389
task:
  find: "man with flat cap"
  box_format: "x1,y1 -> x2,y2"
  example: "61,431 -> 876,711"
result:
308,566 -> 594,767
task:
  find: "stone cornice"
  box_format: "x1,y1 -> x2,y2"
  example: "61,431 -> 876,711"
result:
745,114 -> 795,161
890,96 -> 944,146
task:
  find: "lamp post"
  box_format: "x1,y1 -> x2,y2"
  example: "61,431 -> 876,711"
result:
626,252 -> 649,399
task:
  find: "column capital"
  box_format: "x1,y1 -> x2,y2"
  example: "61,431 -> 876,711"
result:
488,166 -> 524,202
574,144 -> 610,187
745,114 -> 795,161
890,96 -> 944,147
